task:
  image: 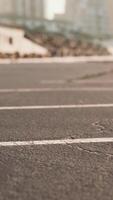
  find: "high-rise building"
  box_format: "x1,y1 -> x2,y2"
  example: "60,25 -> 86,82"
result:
0,0 -> 44,19
14,0 -> 25,16
107,0 -> 113,34
55,0 -> 80,22
55,0 -> 113,36
0,0 -> 113,36
0,0 -> 14,15
34,0 -> 44,19
15,0 -> 44,19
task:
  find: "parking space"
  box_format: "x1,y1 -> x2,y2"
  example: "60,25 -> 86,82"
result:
1,90 -> 113,106
0,144 -> 113,200
0,107 -> 113,142
0,62 -> 113,89
0,62 -> 113,200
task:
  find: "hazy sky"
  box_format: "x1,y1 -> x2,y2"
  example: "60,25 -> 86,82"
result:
44,0 -> 66,19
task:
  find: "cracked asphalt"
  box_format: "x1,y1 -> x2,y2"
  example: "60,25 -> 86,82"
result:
0,62 -> 113,200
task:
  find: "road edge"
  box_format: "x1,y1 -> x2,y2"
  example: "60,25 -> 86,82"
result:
0,56 -> 113,64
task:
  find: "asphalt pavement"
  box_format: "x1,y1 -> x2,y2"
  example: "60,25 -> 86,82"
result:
0,62 -> 113,200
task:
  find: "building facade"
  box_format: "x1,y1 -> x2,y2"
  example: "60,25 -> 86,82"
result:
55,0 -> 113,36
0,0 -> 113,37
0,0 -> 14,15
0,0 -> 44,19
107,0 -> 113,34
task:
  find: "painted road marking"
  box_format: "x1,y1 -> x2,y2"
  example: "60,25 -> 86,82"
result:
1,87 -> 113,93
40,80 -> 113,85
0,104 -> 113,110
41,80 -> 65,84
0,138 -> 113,147
41,80 -> 113,83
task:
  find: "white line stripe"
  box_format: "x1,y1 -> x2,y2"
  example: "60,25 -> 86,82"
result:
0,104 -> 113,110
1,87 -> 113,93
0,138 -> 113,147
41,80 -> 65,84
41,80 -> 113,85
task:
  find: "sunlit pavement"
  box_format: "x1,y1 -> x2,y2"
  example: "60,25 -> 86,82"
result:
0,62 -> 113,200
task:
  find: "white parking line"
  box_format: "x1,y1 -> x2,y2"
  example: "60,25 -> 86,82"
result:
0,138 -> 113,147
0,87 -> 113,93
41,80 -> 113,84
0,104 -> 113,110
41,80 -> 65,84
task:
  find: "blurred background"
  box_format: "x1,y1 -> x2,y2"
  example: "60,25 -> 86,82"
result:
0,0 -> 113,58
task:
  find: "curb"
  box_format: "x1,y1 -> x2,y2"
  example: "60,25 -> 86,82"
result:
0,56 -> 113,64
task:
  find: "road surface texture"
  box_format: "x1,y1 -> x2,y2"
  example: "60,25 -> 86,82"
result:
0,62 -> 113,200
